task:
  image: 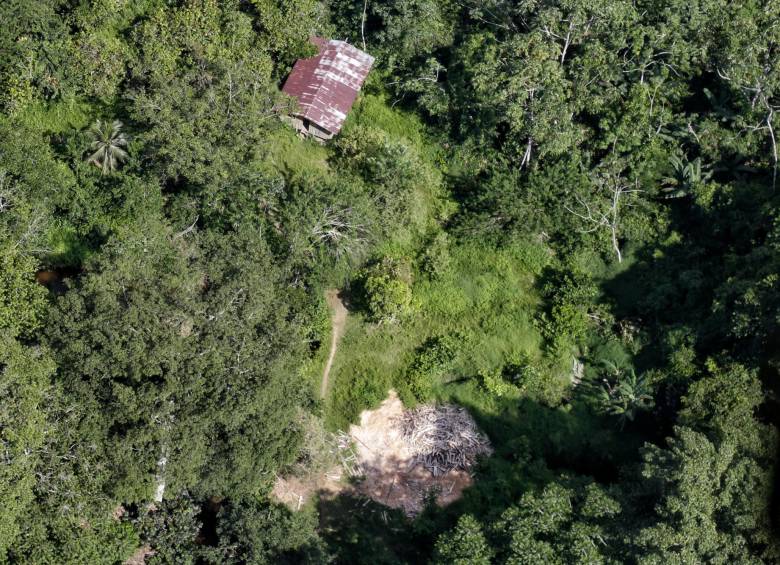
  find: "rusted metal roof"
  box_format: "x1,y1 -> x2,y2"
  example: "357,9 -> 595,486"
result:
282,38 -> 375,135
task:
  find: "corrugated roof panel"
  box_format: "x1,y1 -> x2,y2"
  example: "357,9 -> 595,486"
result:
281,38 -> 375,135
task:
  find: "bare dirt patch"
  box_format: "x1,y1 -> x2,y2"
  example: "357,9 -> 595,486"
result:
321,289 -> 348,398
272,391 -> 488,516
123,545 -> 154,565
271,465 -> 345,511
349,391 -> 477,515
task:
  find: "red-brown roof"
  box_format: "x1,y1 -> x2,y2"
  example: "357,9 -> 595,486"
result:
282,38 -> 375,135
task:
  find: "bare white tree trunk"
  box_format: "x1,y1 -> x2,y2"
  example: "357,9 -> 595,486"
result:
610,224 -> 623,263
152,404 -> 175,504
564,173 -> 641,263
153,445 -> 168,503
560,21 -> 574,64
361,0 -> 368,51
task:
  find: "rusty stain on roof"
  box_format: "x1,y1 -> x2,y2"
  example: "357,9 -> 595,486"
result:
282,38 -> 375,135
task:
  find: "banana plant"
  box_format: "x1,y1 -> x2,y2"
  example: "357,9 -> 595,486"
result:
660,153 -> 712,199
592,362 -> 654,428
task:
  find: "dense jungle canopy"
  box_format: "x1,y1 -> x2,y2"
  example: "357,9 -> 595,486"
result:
0,0 -> 779,563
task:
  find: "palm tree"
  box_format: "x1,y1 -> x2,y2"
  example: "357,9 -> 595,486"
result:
86,119 -> 128,174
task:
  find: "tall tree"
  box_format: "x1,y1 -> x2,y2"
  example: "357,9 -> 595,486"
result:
0,335 -> 54,559
45,219 -> 311,502
432,514 -> 492,565
86,119 -> 129,174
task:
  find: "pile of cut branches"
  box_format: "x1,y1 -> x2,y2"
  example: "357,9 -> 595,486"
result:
396,405 -> 492,476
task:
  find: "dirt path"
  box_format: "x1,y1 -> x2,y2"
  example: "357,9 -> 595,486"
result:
321,289 -> 348,399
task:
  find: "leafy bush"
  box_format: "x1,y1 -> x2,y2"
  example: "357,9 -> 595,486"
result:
502,353 -> 542,387
137,494 -> 202,565
479,368 -> 519,398
208,498 -> 325,564
0,250 -> 46,338
362,257 -> 413,323
400,334 -> 458,403
537,267 -> 597,353
476,355 -> 567,405
585,363 -> 655,428
432,514 -> 492,565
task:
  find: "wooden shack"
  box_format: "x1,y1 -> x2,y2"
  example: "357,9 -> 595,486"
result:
281,38 -> 374,141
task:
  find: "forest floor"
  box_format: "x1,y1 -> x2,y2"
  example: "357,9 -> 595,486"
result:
321,289 -> 348,399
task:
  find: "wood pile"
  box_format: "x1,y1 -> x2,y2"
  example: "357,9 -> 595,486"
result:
335,431 -> 364,477
396,405 -> 492,476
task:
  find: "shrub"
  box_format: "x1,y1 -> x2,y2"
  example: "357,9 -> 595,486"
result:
400,335 -> 458,402
362,257 -> 412,323
537,266 -> 597,353
479,368 -> 518,398
0,249 -> 47,338
502,353 -> 541,388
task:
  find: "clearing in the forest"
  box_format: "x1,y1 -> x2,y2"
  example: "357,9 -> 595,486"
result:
273,390 -> 490,516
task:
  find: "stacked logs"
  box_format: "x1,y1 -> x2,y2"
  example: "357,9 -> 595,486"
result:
396,405 -> 492,476
335,431 -> 364,477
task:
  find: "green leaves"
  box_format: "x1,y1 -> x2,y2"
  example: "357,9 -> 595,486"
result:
85,119 -> 128,175
432,515 -> 492,565
637,426 -> 777,563
0,249 -> 47,338
591,366 -> 654,428
207,497 -> 324,564
361,257 -> 413,323
129,1 -> 280,185
44,221 -> 310,501
635,362 -> 779,562
0,334 -> 54,558
537,266 -> 597,353
490,481 -> 621,564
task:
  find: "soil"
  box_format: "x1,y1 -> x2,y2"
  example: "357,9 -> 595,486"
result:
348,391 -> 473,516
271,470 -> 344,510
321,289 -> 348,399
272,391 -> 475,517
123,546 -> 154,565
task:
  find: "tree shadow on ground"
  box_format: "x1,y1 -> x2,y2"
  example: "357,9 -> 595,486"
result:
317,493 -> 423,565
317,391 -> 648,563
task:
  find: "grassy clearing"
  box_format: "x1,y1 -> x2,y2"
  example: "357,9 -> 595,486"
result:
320,234 -> 646,530
324,238 -> 557,430
17,97 -> 92,133
264,126 -> 332,178
344,93 -> 452,255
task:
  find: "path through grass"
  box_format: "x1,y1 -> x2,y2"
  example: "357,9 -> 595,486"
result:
321,289 -> 348,399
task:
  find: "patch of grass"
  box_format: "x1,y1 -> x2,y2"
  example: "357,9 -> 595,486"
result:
46,223 -> 92,267
344,94 -> 451,255
324,238 -> 552,430
323,305 -> 409,430
264,127 -> 331,178
18,97 -> 92,133
345,94 -> 433,160
297,291 -> 333,405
